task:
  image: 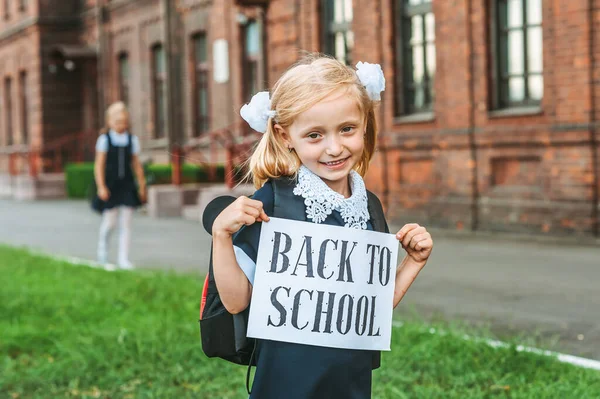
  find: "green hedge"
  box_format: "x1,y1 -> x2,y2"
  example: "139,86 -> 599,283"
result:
65,163 -> 227,199
145,164 -> 226,185
65,163 -> 95,199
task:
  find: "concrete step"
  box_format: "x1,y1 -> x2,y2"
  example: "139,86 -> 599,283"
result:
0,173 -> 12,198
182,204 -> 201,222
196,184 -> 255,213
181,184 -> 256,224
36,173 -> 67,199
2,173 -> 66,200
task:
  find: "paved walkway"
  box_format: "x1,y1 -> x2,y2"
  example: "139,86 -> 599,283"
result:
1,198 -> 599,360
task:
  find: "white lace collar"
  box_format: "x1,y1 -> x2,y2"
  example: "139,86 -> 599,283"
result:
293,165 -> 370,229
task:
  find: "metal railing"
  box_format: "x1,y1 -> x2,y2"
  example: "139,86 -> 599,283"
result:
176,121 -> 260,188
1,123 -> 260,189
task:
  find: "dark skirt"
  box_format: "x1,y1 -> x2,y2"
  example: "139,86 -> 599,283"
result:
249,340 -> 373,399
91,180 -> 141,213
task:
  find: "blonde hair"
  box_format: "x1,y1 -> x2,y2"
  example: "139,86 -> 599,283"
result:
246,53 -> 379,189
105,101 -> 129,127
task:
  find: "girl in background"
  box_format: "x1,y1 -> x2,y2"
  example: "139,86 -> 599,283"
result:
94,101 -> 146,269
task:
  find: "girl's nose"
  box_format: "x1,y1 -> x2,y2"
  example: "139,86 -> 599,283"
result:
325,136 -> 344,157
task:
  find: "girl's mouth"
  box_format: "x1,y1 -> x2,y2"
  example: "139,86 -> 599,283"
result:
320,157 -> 350,169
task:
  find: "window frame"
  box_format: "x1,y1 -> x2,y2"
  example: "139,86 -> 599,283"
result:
19,70 -> 27,144
490,0 -> 543,109
191,32 -> 210,137
394,0 -> 436,117
241,19 -> 264,102
5,76 -> 12,146
320,0 -> 354,65
118,52 -> 130,106
151,43 -> 167,139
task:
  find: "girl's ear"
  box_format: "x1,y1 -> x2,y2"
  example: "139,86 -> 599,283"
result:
274,124 -> 292,148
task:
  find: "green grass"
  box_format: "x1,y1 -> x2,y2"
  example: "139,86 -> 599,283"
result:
1,245 -> 599,399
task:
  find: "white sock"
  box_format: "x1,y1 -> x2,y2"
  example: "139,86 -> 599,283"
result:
118,206 -> 134,266
98,208 -> 118,263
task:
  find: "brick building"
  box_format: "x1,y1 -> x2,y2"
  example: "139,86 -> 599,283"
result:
0,0 -> 599,237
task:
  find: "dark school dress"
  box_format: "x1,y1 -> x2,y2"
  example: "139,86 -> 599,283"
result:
233,180 -> 375,399
92,132 -> 141,213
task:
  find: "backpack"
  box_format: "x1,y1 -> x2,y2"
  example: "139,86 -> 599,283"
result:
199,178 -> 390,368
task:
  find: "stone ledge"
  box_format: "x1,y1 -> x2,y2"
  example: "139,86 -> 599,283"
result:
0,173 -> 13,198
194,184 -> 255,223
11,174 -> 66,200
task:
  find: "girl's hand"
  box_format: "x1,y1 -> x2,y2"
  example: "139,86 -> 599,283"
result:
138,185 -> 147,203
396,223 -> 433,266
212,196 -> 269,237
98,186 -> 110,201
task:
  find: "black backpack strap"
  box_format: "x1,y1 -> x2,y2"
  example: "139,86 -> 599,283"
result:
245,340 -> 258,394
367,190 -> 389,234
105,132 -> 112,149
271,177 -> 306,220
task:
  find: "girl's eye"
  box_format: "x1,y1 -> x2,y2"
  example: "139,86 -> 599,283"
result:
341,126 -> 355,133
307,133 -> 321,140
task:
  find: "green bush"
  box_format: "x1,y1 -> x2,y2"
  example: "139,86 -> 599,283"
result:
145,164 -> 226,185
64,163 -> 228,199
64,163 -> 95,199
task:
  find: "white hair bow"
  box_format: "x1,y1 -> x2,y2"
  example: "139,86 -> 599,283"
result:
355,61 -> 386,101
240,91 -> 277,133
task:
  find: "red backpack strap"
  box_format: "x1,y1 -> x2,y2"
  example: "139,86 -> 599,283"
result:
200,274 -> 209,320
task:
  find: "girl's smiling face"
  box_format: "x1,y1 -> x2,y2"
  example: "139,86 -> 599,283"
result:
277,89 -> 366,196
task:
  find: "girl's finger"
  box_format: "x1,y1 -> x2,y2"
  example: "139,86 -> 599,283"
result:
242,214 -> 256,226
244,206 -> 261,219
402,226 -> 426,248
409,233 -> 430,249
396,223 -> 420,241
236,209 -> 255,224
245,198 -> 265,211
415,238 -> 433,251
259,208 -> 270,222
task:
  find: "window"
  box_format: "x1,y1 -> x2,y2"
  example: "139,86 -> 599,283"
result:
395,0 -> 435,116
242,20 -> 261,102
5,77 -> 12,145
151,44 -> 166,139
19,71 -> 27,144
192,33 -> 209,136
321,0 -> 354,65
118,53 -> 129,105
492,0 -> 543,108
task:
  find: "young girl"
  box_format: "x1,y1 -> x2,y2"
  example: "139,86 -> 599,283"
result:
93,102 -> 146,269
212,54 -> 433,398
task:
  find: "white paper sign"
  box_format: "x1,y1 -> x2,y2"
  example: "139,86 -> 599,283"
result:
247,217 -> 399,351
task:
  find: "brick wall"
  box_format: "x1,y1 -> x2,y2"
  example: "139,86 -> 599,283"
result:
39,28 -> 85,144
0,0 -> 598,237
264,0 -> 600,237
